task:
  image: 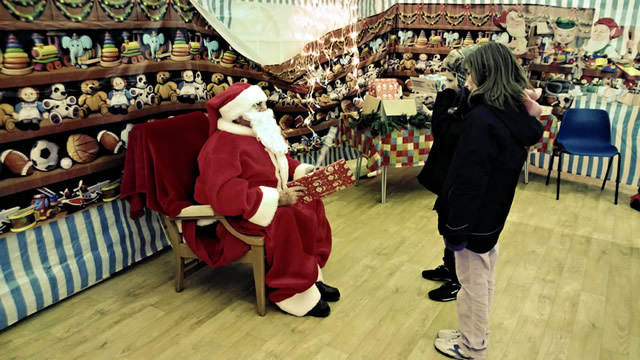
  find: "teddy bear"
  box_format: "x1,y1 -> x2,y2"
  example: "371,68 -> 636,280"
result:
155,71 -> 178,103
42,83 -> 80,125
207,72 -> 230,97
13,87 -> 48,131
177,70 -> 198,104
415,54 -> 428,72
194,71 -> 208,102
78,80 -> 109,117
314,91 -> 333,106
107,77 -> 141,115
345,73 -> 357,90
400,53 -> 416,71
0,91 -> 15,131
130,74 -> 156,108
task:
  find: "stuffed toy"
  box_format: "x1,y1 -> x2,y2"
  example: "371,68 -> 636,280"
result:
177,70 -> 198,104
415,54 -> 428,72
107,77 -> 140,115
345,73 -> 357,90
78,80 -> 109,117
43,83 -> 80,125
194,71 -> 208,102
130,74 -> 156,107
0,91 -> 15,131
400,53 -> 416,71
427,54 -> 443,73
207,72 -> 229,97
523,88 -> 543,117
13,87 -> 48,131
387,57 -> 401,72
154,71 -> 178,103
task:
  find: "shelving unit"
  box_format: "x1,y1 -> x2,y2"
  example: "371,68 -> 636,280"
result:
0,152 -> 125,196
0,102 -> 206,144
528,64 -> 573,75
282,118 -> 339,138
392,46 -> 451,55
0,20 -> 218,35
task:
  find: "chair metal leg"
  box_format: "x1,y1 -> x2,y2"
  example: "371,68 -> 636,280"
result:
251,245 -> 267,316
615,153 -> 621,205
556,152 -> 562,200
601,156 -> 613,191
546,151 -> 555,186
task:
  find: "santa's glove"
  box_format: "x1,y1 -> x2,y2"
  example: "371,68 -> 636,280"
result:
444,236 -> 467,252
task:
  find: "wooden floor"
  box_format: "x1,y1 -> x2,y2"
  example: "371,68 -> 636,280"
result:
1,165 -> 639,360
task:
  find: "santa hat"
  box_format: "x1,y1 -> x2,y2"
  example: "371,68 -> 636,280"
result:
206,82 -> 268,135
594,17 -> 624,39
494,7 -> 519,28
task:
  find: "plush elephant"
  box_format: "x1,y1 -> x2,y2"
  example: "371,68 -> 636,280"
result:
203,38 -> 221,63
369,38 -> 384,53
398,30 -> 415,47
143,31 -> 165,61
62,34 -> 93,69
443,31 -> 460,48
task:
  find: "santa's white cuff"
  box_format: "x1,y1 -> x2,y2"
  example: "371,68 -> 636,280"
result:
248,186 -> 279,227
316,265 -> 324,282
293,163 -> 315,180
275,284 -> 321,317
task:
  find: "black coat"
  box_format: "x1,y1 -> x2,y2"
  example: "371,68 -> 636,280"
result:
437,103 -> 544,253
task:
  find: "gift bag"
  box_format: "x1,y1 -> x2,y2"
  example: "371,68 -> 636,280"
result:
287,159 -> 356,203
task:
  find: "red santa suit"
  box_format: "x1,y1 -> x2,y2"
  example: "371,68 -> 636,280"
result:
194,83 -> 332,316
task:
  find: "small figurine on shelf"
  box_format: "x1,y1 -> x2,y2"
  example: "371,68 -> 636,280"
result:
400,53 -> 416,71
78,80 -> 109,117
100,32 -> 121,68
13,87 -> 48,131
31,187 -> 62,220
203,37 -> 222,63
43,83 -> 80,125
550,18 -> 578,66
176,70 -> 198,104
494,8 -> 529,57
428,30 -> 441,48
2,34 -> 33,76
332,79 -> 349,99
120,31 -> 145,64
107,77 -> 141,115
580,18 -> 623,63
476,31 -> 489,45
443,31 -> 460,49
31,33 -> 63,72
398,30 -> 415,47
386,56 -> 401,72
415,54 -> 428,73
220,49 -> 238,68
142,30 -> 169,62
120,123 -> 134,149
427,54 -> 443,73
130,74 -> 156,108
207,73 -> 230,97
60,180 -> 108,214
30,139 -> 60,172
62,33 -> 100,69
462,32 -> 475,47
171,30 -> 191,62
0,92 -> 16,132
194,71 -> 208,102
155,71 -> 178,103
415,30 -> 428,48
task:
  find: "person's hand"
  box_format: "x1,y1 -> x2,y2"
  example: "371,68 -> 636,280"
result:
278,186 -> 305,206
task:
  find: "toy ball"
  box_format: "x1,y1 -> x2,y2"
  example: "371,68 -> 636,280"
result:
0,149 -> 34,176
97,130 -> 122,154
120,123 -> 134,148
60,157 -> 73,169
30,140 -> 60,172
66,134 -> 99,163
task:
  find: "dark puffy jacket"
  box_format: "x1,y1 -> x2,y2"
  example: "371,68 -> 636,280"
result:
437,103 -> 544,253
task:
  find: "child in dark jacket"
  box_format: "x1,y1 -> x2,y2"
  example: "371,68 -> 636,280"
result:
433,42 -> 543,360
418,45 -> 479,302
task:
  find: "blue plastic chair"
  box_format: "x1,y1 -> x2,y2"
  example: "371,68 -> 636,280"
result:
545,108 -> 620,204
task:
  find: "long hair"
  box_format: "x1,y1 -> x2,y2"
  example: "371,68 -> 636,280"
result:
463,42 -> 530,112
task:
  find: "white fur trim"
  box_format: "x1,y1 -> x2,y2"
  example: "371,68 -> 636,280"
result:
248,186 -> 279,227
294,164 -> 315,180
217,119 -> 255,136
316,265 -> 324,282
196,219 -> 218,227
219,85 -> 267,122
275,284 -> 321,317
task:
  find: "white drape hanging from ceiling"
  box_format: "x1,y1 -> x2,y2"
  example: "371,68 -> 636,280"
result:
191,0 -> 358,66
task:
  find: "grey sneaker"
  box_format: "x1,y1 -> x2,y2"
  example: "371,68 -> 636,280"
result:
437,329 -> 461,341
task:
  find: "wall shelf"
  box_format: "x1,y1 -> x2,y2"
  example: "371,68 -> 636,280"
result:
283,118 -> 339,138
0,153 -> 125,197
0,102 -> 206,145
385,70 -> 420,77
528,64 -> 573,74
0,60 -> 270,90
0,20 -> 218,37
392,46 -> 451,55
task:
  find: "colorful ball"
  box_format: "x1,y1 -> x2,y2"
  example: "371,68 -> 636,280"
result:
30,139 -> 59,171
66,134 -> 99,163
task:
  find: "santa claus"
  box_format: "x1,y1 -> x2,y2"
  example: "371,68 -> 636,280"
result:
194,82 -> 339,317
582,17 -> 624,60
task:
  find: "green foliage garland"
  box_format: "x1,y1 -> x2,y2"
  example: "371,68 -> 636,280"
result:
349,110 -> 431,137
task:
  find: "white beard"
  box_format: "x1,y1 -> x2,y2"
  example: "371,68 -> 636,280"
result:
584,39 -> 610,54
507,25 -> 526,39
245,109 -> 288,154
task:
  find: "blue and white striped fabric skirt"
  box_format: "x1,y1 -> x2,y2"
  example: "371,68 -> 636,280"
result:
0,199 -> 168,330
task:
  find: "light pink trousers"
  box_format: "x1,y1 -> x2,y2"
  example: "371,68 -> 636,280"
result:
455,244 -> 499,360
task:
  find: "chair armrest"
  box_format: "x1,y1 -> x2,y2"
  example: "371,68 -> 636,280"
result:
174,205 -> 220,219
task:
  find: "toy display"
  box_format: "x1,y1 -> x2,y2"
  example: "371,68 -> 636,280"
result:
62,33 -> 100,69
120,31 -> 145,64
31,33 -> 63,72
101,180 -> 121,202
107,77 -> 142,114
155,71 -> 179,103
0,92 -> 15,131
43,83 -> 80,125
2,33 -> 33,75
7,205 -> 37,233
66,134 -> 99,163
1,149 -> 34,176
100,32 -> 121,68
130,74 -> 156,108
142,30 -> 170,62
177,70 -> 198,104
171,30 -> 191,61
14,87 -> 48,131
97,130 -> 123,154
30,139 -> 60,171
79,80 -> 109,117
61,180 -> 109,213
207,73 -> 230,96
31,188 -> 62,220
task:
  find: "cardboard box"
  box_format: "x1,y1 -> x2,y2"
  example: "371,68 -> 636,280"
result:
361,94 -> 418,123
368,78 -> 403,100
410,74 -> 447,93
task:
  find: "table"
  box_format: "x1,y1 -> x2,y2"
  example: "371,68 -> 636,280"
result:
339,122 -> 433,203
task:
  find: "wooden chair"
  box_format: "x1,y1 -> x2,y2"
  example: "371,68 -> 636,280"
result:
159,206 -> 266,316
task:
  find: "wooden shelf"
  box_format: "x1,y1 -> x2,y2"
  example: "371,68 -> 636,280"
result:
392,46 -> 451,55
0,153 -> 125,197
0,59 -> 270,89
582,68 -> 623,79
283,118 -> 339,138
385,70 -> 420,77
397,24 -> 502,32
528,64 -> 573,74
0,102 -> 206,145
274,101 -> 339,113
0,19 -> 217,36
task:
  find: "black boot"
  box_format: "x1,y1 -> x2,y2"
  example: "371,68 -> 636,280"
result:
316,281 -> 340,302
305,299 -> 330,317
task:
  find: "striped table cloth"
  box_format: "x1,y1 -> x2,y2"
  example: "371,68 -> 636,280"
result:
0,199 -> 168,330
530,94 -> 640,186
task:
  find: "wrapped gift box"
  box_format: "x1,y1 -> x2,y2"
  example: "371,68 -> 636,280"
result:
368,78 -> 403,100
287,159 -> 356,203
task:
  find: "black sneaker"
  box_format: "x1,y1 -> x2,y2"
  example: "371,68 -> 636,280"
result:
428,281 -> 461,302
421,265 -> 453,282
